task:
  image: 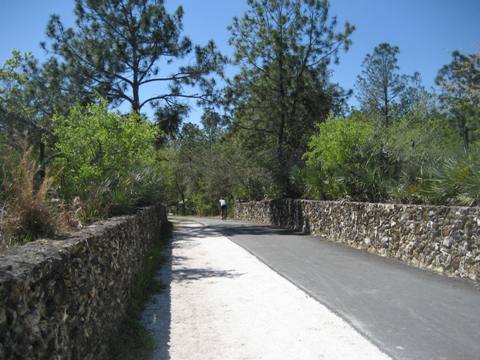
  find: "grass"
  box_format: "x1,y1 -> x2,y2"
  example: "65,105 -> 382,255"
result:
108,222 -> 172,360
0,144 -> 75,251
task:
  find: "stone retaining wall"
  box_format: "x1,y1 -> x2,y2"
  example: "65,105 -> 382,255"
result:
0,205 -> 168,359
235,200 -> 480,281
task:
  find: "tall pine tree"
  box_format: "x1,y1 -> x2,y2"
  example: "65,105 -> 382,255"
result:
227,0 -> 354,196
46,0 -> 225,114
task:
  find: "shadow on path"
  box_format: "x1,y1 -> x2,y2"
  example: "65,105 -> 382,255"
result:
142,223 -> 243,360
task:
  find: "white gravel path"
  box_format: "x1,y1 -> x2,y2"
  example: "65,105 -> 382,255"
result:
142,220 -> 391,360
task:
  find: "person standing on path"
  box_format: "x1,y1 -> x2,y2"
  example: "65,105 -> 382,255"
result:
219,197 -> 227,220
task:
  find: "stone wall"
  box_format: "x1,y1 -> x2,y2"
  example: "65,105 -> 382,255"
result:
235,200 -> 480,281
0,205 -> 168,359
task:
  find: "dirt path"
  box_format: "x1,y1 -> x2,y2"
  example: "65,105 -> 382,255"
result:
141,220 -> 390,360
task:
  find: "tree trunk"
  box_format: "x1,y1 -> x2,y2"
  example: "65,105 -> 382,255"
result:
132,81 -> 140,113
384,87 -> 390,126
131,31 -> 140,114
276,19 -> 289,197
463,126 -> 469,154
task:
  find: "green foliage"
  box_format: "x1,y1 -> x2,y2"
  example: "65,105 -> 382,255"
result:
190,192 -> 213,216
52,101 -> 161,221
356,43 -> 403,124
159,121 -> 240,216
0,51 -> 87,137
411,147 -> 480,206
46,0 -> 225,113
385,115 -> 460,202
436,50 -> 480,150
227,0 -> 354,196
0,52 -> 44,140
356,43 -> 427,126
303,109 -> 478,206
305,114 -> 395,201
2,0 -> 479,226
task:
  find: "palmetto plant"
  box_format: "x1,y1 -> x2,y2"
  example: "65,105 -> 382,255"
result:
417,148 -> 480,206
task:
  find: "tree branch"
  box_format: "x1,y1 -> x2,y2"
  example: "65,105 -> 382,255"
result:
139,93 -> 211,109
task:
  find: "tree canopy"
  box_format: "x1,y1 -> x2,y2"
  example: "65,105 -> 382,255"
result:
46,0 -> 225,114
436,50 -> 480,151
227,0 -> 354,196
355,43 -> 424,125
1,0 -> 480,240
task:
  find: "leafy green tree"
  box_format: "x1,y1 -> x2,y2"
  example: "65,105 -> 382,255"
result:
0,52 -> 35,138
165,123 -> 209,214
157,146 -> 189,214
1,53 -> 54,142
227,0 -> 354,196
159,119 -> 261,215
46,0 -> 225,114
53,101 -> 160,220
436,50 -> 480,152
356,43 -> 423,125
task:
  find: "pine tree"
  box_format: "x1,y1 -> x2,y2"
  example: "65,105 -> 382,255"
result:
227,0 -> 354,196
356,43 -> 422,125
45,0 -> 225,114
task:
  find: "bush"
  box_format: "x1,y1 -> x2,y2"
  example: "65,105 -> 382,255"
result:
415,147 -> 480,206
304,114 -> 396,202
52,101 -> 162,221
302,109 -> 480,206
385,115 -> 461,203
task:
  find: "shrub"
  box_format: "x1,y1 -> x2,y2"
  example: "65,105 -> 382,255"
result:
385,115 -> 461,203
52,101 -> 162,221
415,147 -> 480,206
304,114 -> 396,202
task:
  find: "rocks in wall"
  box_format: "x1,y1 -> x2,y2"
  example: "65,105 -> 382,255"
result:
0,205 -> 168,359
235,200 -> 480,281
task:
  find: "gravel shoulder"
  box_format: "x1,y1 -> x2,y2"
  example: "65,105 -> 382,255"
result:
142,219 -> 390,360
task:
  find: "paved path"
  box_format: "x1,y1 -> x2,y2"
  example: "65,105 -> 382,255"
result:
193,218 -> 480,360
142,219 -> 390,360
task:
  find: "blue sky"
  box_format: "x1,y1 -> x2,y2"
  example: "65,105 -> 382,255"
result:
1,0 -> 479,123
